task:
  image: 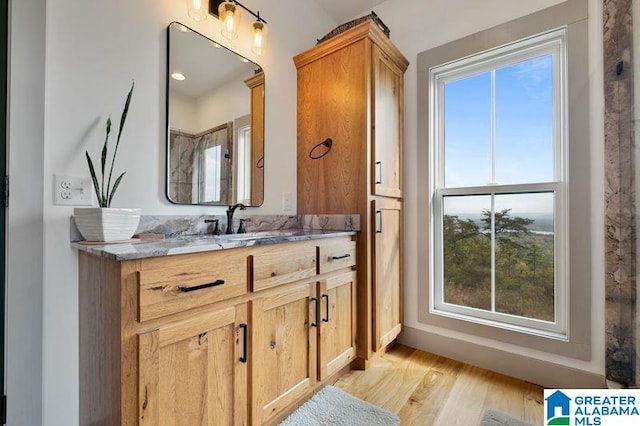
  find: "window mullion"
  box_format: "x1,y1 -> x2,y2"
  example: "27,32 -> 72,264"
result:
491,193 -> 496,313
491,69 -> 496,185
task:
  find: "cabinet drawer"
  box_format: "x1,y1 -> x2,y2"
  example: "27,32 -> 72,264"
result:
137,250 -> 248,321
318,238 -> 356,274
250,241 -> 317,291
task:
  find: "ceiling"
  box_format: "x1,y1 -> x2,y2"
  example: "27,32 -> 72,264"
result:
169,23 -> 259,99
312,0 -> 389,23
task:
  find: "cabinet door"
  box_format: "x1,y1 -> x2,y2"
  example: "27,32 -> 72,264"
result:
372,45 -> 404,198
250,282 -> 317,424
318,270 -> 357,381
137,304 -> 248,426
372,199 -> 403,351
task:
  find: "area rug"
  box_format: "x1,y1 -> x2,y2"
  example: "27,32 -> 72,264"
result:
480,409 -> 533,426
279,386 -> 400,426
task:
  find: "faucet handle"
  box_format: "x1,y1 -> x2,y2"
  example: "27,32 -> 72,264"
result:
204,218 -> 221,235
237,218 -> 251,234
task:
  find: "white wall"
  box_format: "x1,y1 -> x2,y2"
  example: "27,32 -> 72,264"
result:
367,0 -> 605,377
7,0 -> 45,424
168,89 -> 198,133
195,74 -> 251,132
40,0 -> 336,424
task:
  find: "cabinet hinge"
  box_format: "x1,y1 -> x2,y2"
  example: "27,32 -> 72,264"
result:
1,394 -> 6,425
2,175 -> 7,208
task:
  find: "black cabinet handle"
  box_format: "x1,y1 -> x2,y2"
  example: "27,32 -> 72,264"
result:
331,253 -> 351,261
322,294 -> 330,322
375,161 -> 382,184
179,279 -> 225,292
311,297 -> 319,327
239,323 -> 248,363
376,210 -> 383,234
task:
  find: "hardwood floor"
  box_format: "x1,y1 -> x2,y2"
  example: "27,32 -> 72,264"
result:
334,344 -> 544,425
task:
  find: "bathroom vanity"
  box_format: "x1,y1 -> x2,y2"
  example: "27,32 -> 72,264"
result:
75,230 -> 357,425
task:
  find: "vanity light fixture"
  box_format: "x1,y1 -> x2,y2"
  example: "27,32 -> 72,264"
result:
171,72 -> 186,81
186,0 -> 208,22
251,17 -> 265,55
218,1 -> 240,40
186,0 -> 268,55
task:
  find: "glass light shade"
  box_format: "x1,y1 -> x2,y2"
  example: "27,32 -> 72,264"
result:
218,2 -> 240,40
186,0 -> 208,22
251,21 -> 266,55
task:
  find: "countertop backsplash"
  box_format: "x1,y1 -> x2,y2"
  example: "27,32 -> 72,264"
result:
70,214 -> 360,242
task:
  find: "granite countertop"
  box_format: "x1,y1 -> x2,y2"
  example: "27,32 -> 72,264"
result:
71,229 -> 358,261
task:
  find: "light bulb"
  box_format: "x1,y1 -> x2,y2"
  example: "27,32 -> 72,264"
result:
252,21 -> 265,55
218,2 -> 240,40
186,0 -> 208,22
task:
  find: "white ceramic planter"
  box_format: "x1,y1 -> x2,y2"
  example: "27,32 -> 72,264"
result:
74,208 -> 141,242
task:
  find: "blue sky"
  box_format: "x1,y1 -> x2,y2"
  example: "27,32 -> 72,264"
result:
442,54 -> 555,217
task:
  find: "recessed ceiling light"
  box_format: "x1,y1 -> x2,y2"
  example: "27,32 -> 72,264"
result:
171,72 -> 186,81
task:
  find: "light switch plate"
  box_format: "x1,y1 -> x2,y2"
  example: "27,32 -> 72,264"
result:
53,174 -> 93,206
282,192 -> 292,211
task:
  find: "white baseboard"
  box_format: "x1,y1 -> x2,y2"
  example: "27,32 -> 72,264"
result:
399,326 -> 605,389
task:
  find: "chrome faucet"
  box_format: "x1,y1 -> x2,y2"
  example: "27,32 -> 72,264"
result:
225,203 -> 247,234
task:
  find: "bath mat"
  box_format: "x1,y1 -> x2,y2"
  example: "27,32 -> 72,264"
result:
279,385 -> 400,426
480,409 -> 533,426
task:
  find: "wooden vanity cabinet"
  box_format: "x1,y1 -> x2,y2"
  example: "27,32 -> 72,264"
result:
79,236 -> 356,426
250,282 -> 317,425
248,238 -> 356,425
137,303 -> 248,425
317,270 -> 357,380
372,198 -> 403,350
294,21 -> 408,357
372,45 -> 404,199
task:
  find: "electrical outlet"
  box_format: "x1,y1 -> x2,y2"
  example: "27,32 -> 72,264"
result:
53,174 -> 93,206
282,192 -> 292,211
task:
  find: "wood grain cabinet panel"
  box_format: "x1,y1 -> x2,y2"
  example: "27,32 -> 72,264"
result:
318,237 -> 356,275
372,198 -> 403,350
137,304 -> 248,426
249,240 -> 317,292
250,283 -> 318,425
79,219 -> 357,423
318,270 -> 357,380
295,21 -> 408,357
372,45 -> 403,198
138,249 -> 249,321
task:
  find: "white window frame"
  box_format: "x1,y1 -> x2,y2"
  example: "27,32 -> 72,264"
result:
429,28 -> 569,339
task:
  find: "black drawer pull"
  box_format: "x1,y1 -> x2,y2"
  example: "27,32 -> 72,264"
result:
331,254 -> 351,261
322,294 -> 330,323
375,161 -> 382,184
239,323 -> 248,363
179,279 -> 225,292
376,210 -> 383,234
311,297 -> 319,327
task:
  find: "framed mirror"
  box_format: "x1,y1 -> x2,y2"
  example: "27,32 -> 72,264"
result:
166,22 -> 264,206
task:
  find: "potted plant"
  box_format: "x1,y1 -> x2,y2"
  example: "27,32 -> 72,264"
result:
74,82 -> 141,242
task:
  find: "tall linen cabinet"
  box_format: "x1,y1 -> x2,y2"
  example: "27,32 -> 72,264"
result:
294,21 -> 408,359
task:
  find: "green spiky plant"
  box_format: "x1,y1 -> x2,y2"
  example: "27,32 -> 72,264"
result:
86,82 -> 134,208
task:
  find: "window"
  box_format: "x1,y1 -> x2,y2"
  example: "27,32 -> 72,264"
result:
430,29 -> 568,337
203,145 -> 222,202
